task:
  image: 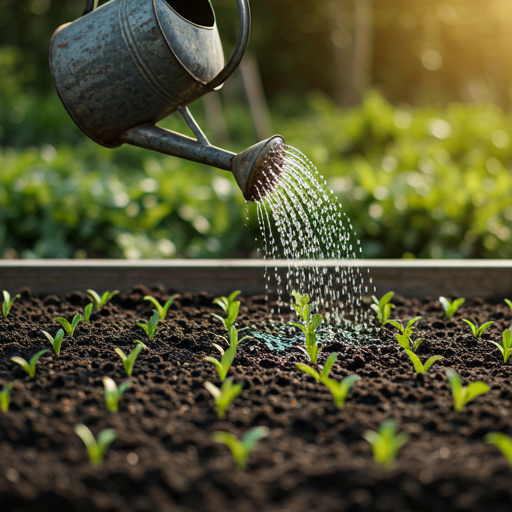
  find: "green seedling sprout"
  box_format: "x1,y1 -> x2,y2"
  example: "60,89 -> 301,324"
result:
370,292 -> 395,326
505,299 -> 512,311
115,340 -> 147,376
87,289 -> 119,309
144,294 -> 179,321
42,329 -> 65,356
439,296 -> 465,320
2,291 -> 20,317
56,313 -> 83,337
489,329 -> 512,362
446,369 -> 490,412
103,377 -> 130,413
363,421 -> 408,469
213,290 -> 241,332
74,424 -> 117,466
204,378 -> 243,418
83,303 -> 93,323
11,349 -> 50,378
1,383 -> 13,412
388,317 -> 423,352
205,329 -> 239,381
404,350 -> 443,374
290,290 -> 323,364
486,432 -> 512,467
137,311 -> 160,340
463,319 -> 494,338
213,426 -> 269,470
296,353 -> 360,408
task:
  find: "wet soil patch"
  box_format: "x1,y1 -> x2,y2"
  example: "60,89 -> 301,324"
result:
1,288 -> 512,512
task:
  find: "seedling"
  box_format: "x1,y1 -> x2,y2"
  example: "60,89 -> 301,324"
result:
290,290 -> 323,364
0,383 -> 13,412
137,311 -> 160,340
363,421 -> 408,469
296,353 -> 360,408
83,303 -> 93,323
11,349 -> 50,378
489,329 -> 512,362
103,377 -> 130,413
115,340 -> 147,376
213,290 -> 241,332
370,292 -> 395,326
486,432 -> 512,467
446,369 -> 490,412
144,294 -> 179,321
56,313 -> 83,337
74,424 -> 117,466
213,426 -> 269,470
205,331 -> 238,381
2,291 -> 20,317
404,350 -> 443,374
388,317 -> 422,352
463,319 -> 494,338
87,289 -> 118,309
42,329 -> 65,356
505,299 -> 512,311
204,378 -> 243,418
439,296 -> 465,320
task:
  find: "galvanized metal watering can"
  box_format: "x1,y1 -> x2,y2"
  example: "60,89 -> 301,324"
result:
49,0 -> 284,201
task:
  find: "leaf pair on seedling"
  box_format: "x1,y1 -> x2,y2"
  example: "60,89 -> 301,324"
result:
463,319 -> 494,338
11,349 -> 49,378
205,327 -> 248,381
213,290 -> 241,332
291,290 -> 323,364
75,424 -> 117,466
489,329 -> 512,362
115,341 -> 147,376
56,313 -> 83,337
446,369 -> 489,412
404,350 -> 443,374
389,317 -> 423,352
371,292 -> 395,326
204,378 -> 243,418
296,353 -> 359,408
2,291 -> 20,317
87,289 -> 119,309
136,294 -> 179,339
42,329 -> 65,356
1,383 -> 13,412
364,421 -> 408,469
103,377 -> 130,412
144,294 -> 179,321
439,296 -> 465,320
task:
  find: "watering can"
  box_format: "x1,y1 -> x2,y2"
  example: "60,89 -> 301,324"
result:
49,0 -> 284,201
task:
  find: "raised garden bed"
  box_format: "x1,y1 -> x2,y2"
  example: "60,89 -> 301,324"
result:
1,260 -> 512,512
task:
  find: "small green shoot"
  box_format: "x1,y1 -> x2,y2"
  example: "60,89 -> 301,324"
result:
370,292 -> 395,326
74,424 -> 117,466
103,377 -> 130,413
463,319 -> 494,338
213,426 -> 269,470
0,383 -> 13,412
388,317 -> 422,351
489,329 -> 512,362
87,289 -> 118,309
486,432 -> 512,467
2,291 -> 20,317
213,290 -> 241,332
42,329 -> 65,356
363,421 -> 408,469
115,340 -> 147,376
439,296 -> 465,320
144,294 -> 179,321
446,368 -> 490,412
505,299 -> 512,311
83,303 -> 93,323
404,350 -> 443,374
11,349 -> 50,378
205,336 -> 237,382
137,311 -> 160,340
56,313 -> 83,337
204,378 -> 243,418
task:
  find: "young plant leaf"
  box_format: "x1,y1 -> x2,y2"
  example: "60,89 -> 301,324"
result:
204,378 -> 243,418
42,329 -> 65,356
404,350 -> 443,374
74,424 -> 117,466
439,297 -> 465,320
446,368 -> 490,412
363,421 -> 408,469
489,329 -> 512,362
2,291 -> 20,317
213,291 -> 241,332
0,383 -> 13,412
83,303 -> 94,323
103,377 -> 130,413
115,341 -> 147,376
213,291 -> 241,314
11,349 -> 50,378
463,319 -> 494,338
144,294 -> 179,321
137,310 -> 160,340
486,432 -> 512,467
55,313 -> 83,337
505,299 -> 512,311
87,289 -> 118,309
323,375 -> 360,408
370,292 -> 395,326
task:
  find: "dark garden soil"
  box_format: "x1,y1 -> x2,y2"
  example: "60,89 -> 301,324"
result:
1,286 -> 512,512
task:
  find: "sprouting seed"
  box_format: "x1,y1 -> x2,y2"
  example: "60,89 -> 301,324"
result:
103,377 -> 130,413
489,329 -> 512,362
213,290 -> 241,332
388,317 -> 422,352
213,426 -> 269,470
439,296 -> 465,320
486,432 -> 512,467
446,369 -> 490,412
205,339 -> 237,382
87,289 -> 119,309
0,383 -> 13,412
370,292 -> 395,326
505,299 -> 512,311
144,294 -> 179,321
115,340 -> 147,376
137,311 -> 160,340
2,291 -> 20,317
404,350 -> 443,374
363,421 -> 408,469
56,313 -> 83,337
74,424 -> 117,466
42,329 -> 65,356
11,349 -> 50,378
296,353 -> 359,408
83,303 -> 94,323
204,378 -> 243,418
463,319 -> 494,338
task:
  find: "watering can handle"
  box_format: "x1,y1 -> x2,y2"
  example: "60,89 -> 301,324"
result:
82,0 -> 98,16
